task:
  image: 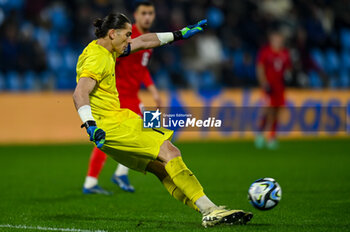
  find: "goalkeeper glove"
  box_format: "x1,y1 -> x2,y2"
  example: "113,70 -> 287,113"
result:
81,121 -> 106,148
173,19 -> 208,40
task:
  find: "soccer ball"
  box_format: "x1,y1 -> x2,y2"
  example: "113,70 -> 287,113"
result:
248,177 -> 282,210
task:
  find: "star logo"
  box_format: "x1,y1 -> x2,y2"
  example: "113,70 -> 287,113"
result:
143,109 -> 161,128
150,109 -> 161,121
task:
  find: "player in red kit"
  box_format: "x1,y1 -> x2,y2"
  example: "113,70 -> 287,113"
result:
255,29 -> 291,149
83,1 -> 160,194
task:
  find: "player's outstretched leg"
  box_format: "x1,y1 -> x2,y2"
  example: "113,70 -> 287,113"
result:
155,141 -> 253,227
146,160 -> 199,212
111,164 -> 135,192
83,147 -> 111,195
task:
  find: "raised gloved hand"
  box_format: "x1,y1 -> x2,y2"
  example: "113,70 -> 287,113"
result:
81,121 -> 105,148
173,19 -> 208,40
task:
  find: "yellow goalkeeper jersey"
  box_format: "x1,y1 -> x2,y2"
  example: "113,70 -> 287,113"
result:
76,40 -> 173,172
76,40 -> 138,127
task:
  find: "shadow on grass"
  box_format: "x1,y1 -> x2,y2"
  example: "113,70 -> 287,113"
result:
28,189 -> 118,203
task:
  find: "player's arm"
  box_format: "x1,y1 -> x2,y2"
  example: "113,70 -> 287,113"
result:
142,70 -> 161,108
256,63 -> 269,90
147,84 -> 161,108
256,49 -> 271,93
73,77 -> 105,148
73,77 -> 96,110
129,19 -> 207,53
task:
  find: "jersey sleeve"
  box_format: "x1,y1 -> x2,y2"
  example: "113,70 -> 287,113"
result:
119,43 -> 131,58
142,69 -> 154,87
79,54 -> 108,82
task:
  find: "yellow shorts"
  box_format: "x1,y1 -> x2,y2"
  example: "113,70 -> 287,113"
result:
99,109 -> 173,172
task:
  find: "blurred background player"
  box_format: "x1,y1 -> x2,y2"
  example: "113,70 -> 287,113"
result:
255,29 -> 291,149
83,1 -> 160,194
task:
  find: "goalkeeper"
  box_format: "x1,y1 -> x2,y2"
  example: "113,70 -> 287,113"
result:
73,12 -> 252,227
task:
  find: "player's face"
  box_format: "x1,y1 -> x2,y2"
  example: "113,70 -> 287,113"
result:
134,5 -> 155,31
110,23 -> 132,55
269,33 -> 284,51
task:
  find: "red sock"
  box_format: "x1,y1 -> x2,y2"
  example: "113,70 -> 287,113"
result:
87,147 -> 107,178
269,118 -> 278,140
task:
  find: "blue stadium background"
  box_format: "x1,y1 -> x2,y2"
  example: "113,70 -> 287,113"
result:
1,0 -> 350,91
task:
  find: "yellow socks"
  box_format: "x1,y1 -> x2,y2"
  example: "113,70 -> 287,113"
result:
162,176 -> 199,212
165,156 -> 205,204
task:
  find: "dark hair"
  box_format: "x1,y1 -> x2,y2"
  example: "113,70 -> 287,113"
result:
93,13 -> 131,38
134,0 -> 154,12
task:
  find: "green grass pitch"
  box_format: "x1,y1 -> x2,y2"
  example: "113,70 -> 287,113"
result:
0,138 -> 349,232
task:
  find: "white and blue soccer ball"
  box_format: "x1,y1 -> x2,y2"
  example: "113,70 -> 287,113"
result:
248,177 -> 282,210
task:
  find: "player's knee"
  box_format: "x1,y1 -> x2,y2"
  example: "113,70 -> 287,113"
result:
167,141 -> 181,158
158,140 -> 181,163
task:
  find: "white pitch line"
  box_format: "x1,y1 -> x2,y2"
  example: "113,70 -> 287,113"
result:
0,224 -> 108,232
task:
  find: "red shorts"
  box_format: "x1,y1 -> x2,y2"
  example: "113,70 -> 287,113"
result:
263,90 -> 285,107
119,98 -> 144,117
